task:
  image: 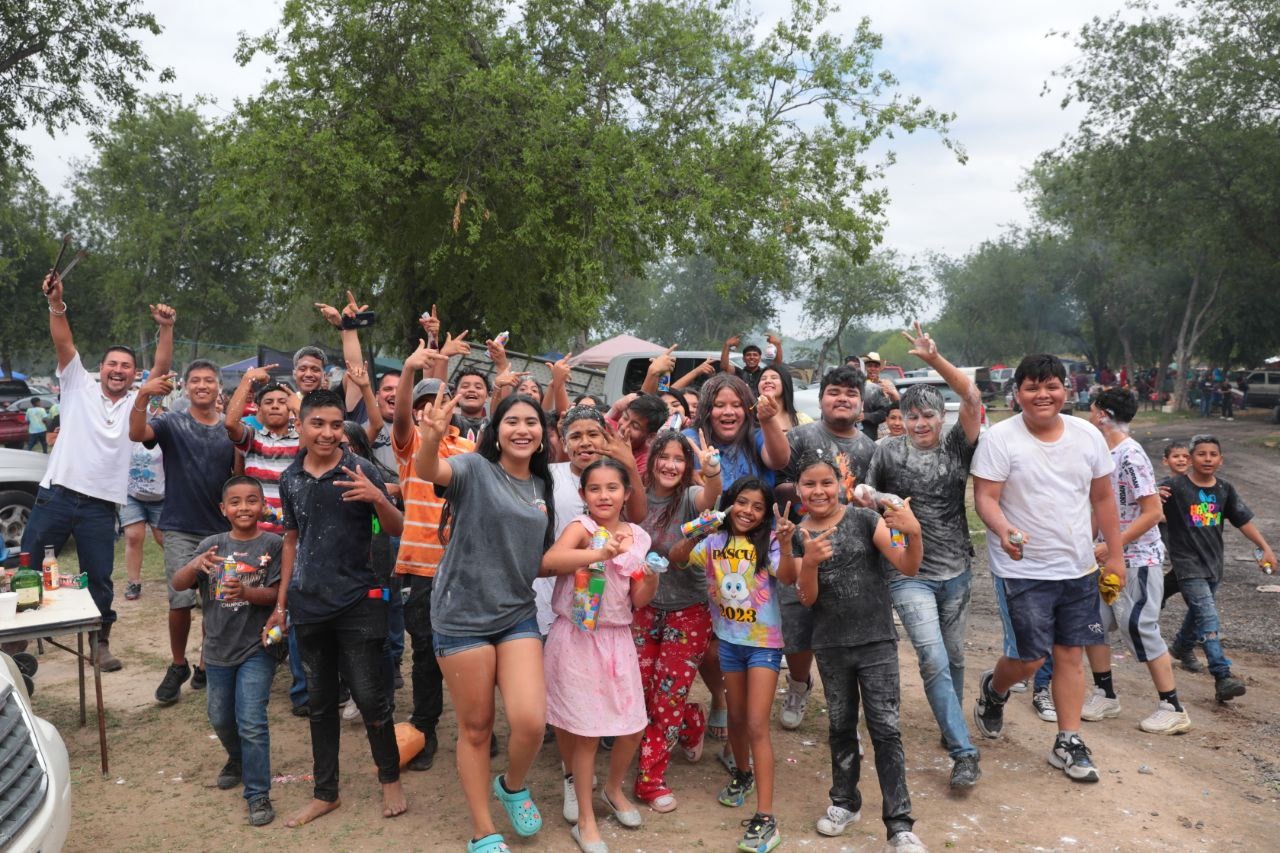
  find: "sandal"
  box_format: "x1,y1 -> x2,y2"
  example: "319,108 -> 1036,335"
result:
466,833 -> 510,853
492,775 -> 542,837
706,707 -> 728,741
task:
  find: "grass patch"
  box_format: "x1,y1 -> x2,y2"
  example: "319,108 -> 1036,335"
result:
1248,433 -> 1280,454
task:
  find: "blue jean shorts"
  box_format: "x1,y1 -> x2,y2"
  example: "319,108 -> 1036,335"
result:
992,573 -> 1104,662
118,495 -> 164,528
718,639 -> 783,673
433,615 -> 542,657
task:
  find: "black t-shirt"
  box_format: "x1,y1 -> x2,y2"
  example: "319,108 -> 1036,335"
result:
1162,474 -> 1253,581
451,413 -> 488,445
781,422 -> 876,501
194,532 -> 283,666
860,380 -> 892,440
791,507 -> 895,649
279,448 -> 391,624
866,426 -> 977,581
148,411 -> 236,536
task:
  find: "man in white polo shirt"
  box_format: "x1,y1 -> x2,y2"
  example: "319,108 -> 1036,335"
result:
21,271 -> 175,671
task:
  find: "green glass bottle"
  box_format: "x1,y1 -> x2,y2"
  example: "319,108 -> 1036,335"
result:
13,551 -> 43,611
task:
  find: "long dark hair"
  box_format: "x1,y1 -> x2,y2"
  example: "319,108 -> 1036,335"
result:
342,421 -> 398,483
693,373 -> 756,460
759,364 -> 799,427
722,475 -> 774,572
644,431 -> 697,533
446,394 -> 556,550
579,457 -> 632,491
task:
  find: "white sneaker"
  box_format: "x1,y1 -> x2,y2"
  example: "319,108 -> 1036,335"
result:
1080,687 -> 1121,721
1032,688 -> 1057,722
1139,701 -> 1192,734
1007,679 -> 1029,694
887,829 -> 928,852
779,676 -> 812,730
563,774 -> 579,823
816,805 -> 860,837
341,698 -> 360,722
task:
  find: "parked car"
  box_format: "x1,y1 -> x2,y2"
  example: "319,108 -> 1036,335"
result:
989,367 -> 1015,393
0,404 -> 30,449
0,378 -> 33,409
602,350 -> 744,403
1241,369 -> 1280,409
0,449 -> 47,561
0,652 -> 72,850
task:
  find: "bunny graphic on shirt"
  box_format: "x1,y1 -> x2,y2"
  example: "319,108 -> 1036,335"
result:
718,562 -> 753,606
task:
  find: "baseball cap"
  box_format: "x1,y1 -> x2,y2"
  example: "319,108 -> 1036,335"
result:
412,378 -> 450,404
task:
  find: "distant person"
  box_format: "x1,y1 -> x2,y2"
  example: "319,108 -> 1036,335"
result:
22,269 -> 175,673
719,334 -> 783,396
23,398 -> 49,452
121,415 -> 166,601
858,352 -> 900,442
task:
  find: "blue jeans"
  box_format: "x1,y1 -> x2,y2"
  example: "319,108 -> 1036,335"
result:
287,617 -> 308,709
1173,578 -> 1232,677
890,573 -> 978,759
1033,658 -> 1053,692
21,485 -> 118,625
1199,392 -> 1213,417
386,541 -> 405,665
205,650 -> 276,802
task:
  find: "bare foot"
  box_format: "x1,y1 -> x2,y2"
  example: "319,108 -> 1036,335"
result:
285,798 -> 341,827
382,780 -> 407,818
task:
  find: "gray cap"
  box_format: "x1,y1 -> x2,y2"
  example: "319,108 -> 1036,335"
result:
412,377 -> 450,404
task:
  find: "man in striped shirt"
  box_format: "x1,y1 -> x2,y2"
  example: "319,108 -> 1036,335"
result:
393,353 -> 475,771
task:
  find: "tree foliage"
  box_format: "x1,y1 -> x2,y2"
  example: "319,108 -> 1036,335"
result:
0,0 -> 171,165
223,0 -> 960,352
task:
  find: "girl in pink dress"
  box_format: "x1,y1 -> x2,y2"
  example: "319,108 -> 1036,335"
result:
542,458 -> 659,853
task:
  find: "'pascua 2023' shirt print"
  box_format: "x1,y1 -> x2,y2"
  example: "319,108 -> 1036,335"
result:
688,531 -> 783,648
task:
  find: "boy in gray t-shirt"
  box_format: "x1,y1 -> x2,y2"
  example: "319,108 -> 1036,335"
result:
172,476 -> 282,827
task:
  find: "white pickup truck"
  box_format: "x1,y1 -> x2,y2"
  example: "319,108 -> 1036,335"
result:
601,350 -> 744,404
0,652 -> 72,850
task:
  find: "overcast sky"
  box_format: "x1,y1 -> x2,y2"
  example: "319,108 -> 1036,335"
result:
17,0 -> 1132,334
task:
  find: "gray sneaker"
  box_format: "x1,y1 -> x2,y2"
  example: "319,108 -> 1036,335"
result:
779,676 -> 812,730
1048,733 -> 1100,783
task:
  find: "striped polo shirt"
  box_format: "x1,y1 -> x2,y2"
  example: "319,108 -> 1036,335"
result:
236,425 -> 302,534
393,426 -> 475,577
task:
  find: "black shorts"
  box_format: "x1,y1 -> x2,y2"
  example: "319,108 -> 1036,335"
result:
992,573 -> 1104,661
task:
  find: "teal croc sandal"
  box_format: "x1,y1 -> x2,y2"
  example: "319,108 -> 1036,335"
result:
466,833 -> 510,852
492,775 -> 543,837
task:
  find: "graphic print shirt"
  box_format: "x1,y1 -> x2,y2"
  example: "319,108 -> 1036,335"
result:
688,531 -> 783,648
1163,474 -> 1253,581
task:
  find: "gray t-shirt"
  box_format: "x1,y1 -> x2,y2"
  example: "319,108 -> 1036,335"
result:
643,486 -> 707,612
860,380 -> 892,441
791,507 -> 895,649
866,426 -> 977,581
194,531 -> 283,667
782,421 -> 877,500
432,453 -> 552,635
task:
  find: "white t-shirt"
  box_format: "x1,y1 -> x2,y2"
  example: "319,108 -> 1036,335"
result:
1103,437 -> 1164,568
971,414 -> 1113,581
41,353 -> 138,504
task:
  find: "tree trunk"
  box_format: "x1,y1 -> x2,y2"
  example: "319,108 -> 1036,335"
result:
1169,266 -> 1223,411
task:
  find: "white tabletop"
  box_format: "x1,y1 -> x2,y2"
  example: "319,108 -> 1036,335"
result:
0,588 -> 102,639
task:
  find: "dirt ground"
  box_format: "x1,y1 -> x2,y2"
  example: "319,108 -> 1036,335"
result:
29,411 -> 1280,851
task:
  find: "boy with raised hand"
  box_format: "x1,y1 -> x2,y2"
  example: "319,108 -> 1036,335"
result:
131,360 -> 237,705
1162,434 -> 1276,703
970,353 -> 1126,784
171,475 -> 282,827
1078,388 -> 1190,734
261,389 -> 406,828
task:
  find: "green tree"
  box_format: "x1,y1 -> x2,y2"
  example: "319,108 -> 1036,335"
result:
0,0 -> 171,165
224,0 -> 960,353
71,95 -> 269,363
0,164 -> 56,376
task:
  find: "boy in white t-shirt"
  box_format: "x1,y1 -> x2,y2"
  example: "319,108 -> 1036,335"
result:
969,354 -> 1126,784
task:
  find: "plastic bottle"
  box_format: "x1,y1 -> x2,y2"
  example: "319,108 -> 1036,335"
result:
487,331 -> 509,359
853,485 -> 907,547
13,552 -> 42,611
42,546 -> 58,591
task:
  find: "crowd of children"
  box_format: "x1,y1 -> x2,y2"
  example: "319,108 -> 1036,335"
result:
20,270 -> 1277,852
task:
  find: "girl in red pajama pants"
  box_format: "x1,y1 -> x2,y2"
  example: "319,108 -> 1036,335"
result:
633,430 -> 723,811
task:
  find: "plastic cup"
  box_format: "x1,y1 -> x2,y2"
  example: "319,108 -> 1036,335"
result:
0,592 -> 18,622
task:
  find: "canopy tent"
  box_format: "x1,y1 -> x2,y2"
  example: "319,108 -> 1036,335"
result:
569,334 -> 665,369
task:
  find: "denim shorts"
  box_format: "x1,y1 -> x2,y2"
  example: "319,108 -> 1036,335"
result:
118,495 -> 164,528
433,615 -> 542,657
718,639 -> 783,673
992,572 -> 1104,661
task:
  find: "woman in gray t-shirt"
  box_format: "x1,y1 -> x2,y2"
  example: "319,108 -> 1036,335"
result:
416,393 -> 556,846
632,430 -> 723,811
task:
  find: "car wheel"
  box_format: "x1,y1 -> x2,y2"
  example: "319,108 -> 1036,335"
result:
1272,404 -> 1280,425
0,490 -> 35,553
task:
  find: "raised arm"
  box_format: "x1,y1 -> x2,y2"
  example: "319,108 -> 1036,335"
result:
316,291 -> 369,412
42,273 -> 76,370
901,321 -> 980,444
755,394 -> 791,470
641,345 -> 677,395
672,358 -> 715,390
225,364 -> 277,444
719,336 -> 739,376
149,303 -> 177,376
766,333 -> 783,366
345,360 -> 382,443
547,354 -> 572,414
413,385 -> 460,486
129,372 -> 174,443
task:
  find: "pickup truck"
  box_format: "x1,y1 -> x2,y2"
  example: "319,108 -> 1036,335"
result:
601,350 -> 744,403
0,449 -> 47,562
0,653 -> 72,850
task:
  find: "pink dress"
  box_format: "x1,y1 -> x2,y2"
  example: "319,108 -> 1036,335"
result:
544,515 -> 651,737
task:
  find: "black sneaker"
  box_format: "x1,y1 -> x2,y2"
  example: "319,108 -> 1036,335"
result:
248,796 -> 275,827
1048,733 -> 1099,782
972,670 -> 1007,739
949,754 -> 981,789
216,759 -> 242,790
190,666 -> 207,690
718,769 -> 755,807
291,703 -> 310,717
1214,672 -> 1246,702
155,662 -> 191,706
408,734 -> 438,771
124,582 -> 143,601
1173,645 -> 1204,673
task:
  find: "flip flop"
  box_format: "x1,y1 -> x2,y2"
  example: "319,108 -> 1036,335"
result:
707,707 -> 728,741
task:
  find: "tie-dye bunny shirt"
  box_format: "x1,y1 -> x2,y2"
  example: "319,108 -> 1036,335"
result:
688,531 -> 783,648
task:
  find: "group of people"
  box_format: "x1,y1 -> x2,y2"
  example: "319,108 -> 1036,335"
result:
18,271 -> 1276,853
